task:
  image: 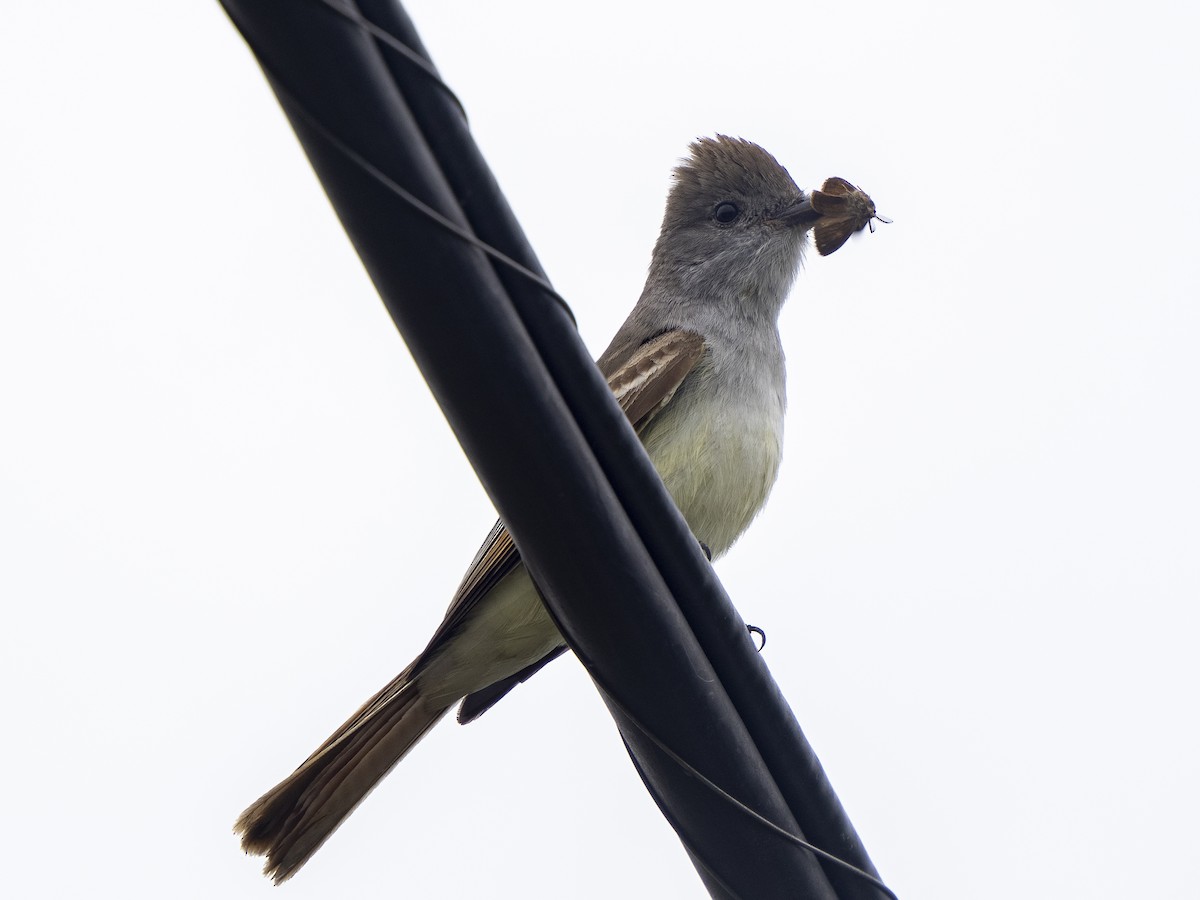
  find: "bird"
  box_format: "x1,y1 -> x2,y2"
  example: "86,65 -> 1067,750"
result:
237,135 -> 829,882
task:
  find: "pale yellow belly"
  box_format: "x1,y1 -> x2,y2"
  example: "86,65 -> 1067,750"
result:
641,391 -> 783,558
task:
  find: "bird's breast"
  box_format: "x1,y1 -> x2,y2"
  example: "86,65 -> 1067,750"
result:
640,366 -> 784,558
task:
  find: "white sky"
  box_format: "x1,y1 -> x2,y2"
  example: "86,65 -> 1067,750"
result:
2,1 -> 1198,898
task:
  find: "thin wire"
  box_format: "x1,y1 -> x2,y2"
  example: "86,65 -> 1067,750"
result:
286,82 -> 576,324
599,670 -> 899,900
228,12 -> 578,325
311,0 -> 468,120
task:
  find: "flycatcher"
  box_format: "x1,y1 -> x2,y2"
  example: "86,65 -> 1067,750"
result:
238,135 -> 843,882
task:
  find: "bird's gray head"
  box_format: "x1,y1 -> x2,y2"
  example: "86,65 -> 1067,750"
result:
647,136 -> 816,317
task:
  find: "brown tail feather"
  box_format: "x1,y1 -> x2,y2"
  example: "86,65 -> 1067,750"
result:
235,679 -> 450,883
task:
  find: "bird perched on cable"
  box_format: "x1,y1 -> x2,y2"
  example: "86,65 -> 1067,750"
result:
237,135 -> 879,882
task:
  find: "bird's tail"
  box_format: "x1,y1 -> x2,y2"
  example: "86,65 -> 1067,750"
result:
235,670 -> 450,883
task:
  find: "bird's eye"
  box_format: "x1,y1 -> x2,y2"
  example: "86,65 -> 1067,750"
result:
713,201 -> 740,224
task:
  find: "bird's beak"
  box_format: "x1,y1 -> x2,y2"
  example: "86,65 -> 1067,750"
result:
778,196 -> 822,230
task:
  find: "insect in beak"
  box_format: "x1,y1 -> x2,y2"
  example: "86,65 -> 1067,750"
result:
808,176 -> 890,256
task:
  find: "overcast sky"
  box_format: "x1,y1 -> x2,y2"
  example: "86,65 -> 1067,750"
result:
3,2 -> 1198,898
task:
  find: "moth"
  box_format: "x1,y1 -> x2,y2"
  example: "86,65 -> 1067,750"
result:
809,176 -> 892,256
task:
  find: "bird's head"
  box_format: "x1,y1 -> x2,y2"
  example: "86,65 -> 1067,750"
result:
649,136 -> 818,312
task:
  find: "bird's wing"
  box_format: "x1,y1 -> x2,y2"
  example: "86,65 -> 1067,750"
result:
290,329 -> 707,755
602,328 -> 708,431
453,329 -> 707,721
